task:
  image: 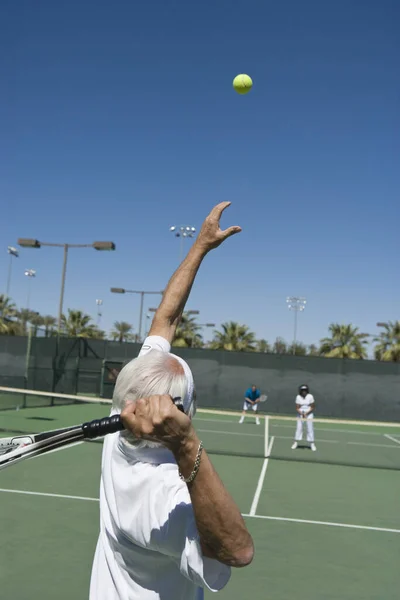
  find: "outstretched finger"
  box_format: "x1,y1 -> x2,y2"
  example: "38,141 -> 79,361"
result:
209,201 -> 232,220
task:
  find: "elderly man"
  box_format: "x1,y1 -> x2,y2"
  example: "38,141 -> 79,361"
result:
90,202 -> 254,600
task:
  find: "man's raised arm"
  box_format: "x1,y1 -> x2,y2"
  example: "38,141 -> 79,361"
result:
148,202 -> 241,343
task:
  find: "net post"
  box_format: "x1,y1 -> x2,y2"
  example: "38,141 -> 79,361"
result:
24,325 -> 33,407
264,415 -> 269,457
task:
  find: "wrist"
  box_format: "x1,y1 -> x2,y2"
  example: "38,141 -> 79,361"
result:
191,240 -> 209,258
172,426 -> 199,458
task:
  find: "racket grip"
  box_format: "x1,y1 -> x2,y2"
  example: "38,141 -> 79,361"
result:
82,398 -> 184,439
82,415 -> 124,439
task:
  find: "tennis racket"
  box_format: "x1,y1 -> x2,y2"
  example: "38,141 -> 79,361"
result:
0,397 -> 184,471
258,394 -> 267,403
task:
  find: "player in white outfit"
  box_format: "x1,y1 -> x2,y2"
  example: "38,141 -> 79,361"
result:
291,385 -> 317,451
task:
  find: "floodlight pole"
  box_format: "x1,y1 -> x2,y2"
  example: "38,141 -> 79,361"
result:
6,246 -> 19,297
96,299 -> 103,327
24,269 -> 36,310
58,244 -> 69,333
286,296 -> 307,354
18,239 -> 115,336
110,288 -> 164,342
169,225 -> 196,262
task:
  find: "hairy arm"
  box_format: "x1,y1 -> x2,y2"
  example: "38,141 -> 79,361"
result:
121,395 -> 254,569
149,244 -> 207,343
148,202 -> 241,343
173,430 -> 254,568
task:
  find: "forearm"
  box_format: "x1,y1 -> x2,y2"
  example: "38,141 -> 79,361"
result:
173,432 -> 254,568
149,243 -> 207,340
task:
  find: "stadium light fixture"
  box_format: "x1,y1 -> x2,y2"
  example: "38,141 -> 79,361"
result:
18,238 -> 116,335
93,241 -> 115,251
169,224 -> 196,262
286,296 -> 307,354
18,238 -> 41,248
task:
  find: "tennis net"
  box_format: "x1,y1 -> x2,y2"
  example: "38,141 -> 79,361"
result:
1,387 -> 399,471
0,386 -> 111,438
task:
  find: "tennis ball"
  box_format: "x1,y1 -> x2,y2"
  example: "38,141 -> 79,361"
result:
233,74 -> 253,94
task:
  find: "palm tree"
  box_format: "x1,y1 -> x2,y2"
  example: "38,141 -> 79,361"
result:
210,321 -> 256,352
29,313 -> 46,336
374,321 -> 400,362
0,294 -> 17,319
173,313 -> 203,348
0,317 -> 21,335
61,309 -> 101,338
288,342 -> 307,356
42,315 -> 57,337
111,321 -> 135,343
0,294 -> 19,335
256,339 -> 271,353
308,344 -> 320,356
272,337 -> 288,354
320,323 -> 369,359
16,308 -> 40,335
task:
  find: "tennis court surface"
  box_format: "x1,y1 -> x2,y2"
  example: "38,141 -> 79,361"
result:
1,387 -> 400,599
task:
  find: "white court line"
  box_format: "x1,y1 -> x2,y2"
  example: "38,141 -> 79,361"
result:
385,434 -> 400,446
241,513 -> 400,534
1,487 -> 398,534
348,440 -> 400,450
198,428 -> 400,451
270,434 -> 400,450
249,436 -> 275,516
0,488 -> 99,502
196,409 -> 400,428
271,423 -> 399,437
195,417 -> 240,425
196,417 -> 400,437
197,428 -> 263,438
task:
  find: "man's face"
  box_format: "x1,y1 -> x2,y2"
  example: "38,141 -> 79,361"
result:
251,385 -> 256,392
300,389 -> 307,397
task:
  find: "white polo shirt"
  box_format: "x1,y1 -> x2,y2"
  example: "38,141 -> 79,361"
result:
89,335 -> 231,600
295,393 -> 315,416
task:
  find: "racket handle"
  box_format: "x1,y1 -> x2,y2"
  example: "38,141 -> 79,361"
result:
82,398 -> 184,439
82,415 -> 124,439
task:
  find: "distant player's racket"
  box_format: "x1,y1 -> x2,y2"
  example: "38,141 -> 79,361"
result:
0,397 -> 184,471
258,394 -> 267,403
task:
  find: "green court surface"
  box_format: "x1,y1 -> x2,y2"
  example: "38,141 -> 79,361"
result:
1,403 -> 400,599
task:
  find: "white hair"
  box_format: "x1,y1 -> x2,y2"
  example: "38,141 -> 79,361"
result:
112,349 -> 190,449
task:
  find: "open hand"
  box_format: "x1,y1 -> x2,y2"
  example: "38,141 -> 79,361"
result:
195,202 -> 241,253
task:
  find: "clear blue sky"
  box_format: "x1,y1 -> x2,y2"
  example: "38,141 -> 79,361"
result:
1,0 -> 399,350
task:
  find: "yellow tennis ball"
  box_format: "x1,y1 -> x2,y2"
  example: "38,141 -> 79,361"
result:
233,74 -> 253,94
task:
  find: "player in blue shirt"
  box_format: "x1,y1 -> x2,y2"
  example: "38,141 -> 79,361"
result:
239,384 -> 261,425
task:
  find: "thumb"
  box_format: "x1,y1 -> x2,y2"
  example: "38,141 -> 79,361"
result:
221,225 -> 242,240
